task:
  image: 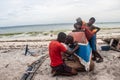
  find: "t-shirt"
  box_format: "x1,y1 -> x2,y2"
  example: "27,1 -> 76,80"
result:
81,26 -> 94,40
49,40 -> 67,67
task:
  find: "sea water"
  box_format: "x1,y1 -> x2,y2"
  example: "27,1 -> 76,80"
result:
0,22 -> 120,34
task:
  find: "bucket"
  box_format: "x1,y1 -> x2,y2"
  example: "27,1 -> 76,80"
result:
101,46 -> 110,51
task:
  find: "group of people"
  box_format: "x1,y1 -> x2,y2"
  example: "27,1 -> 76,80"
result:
49,17 -> 103,76
74,17 -> 103,62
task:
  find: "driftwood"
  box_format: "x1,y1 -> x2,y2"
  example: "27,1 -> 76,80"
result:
21,54 -> 48,80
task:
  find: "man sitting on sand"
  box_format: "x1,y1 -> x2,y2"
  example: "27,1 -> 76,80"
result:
49,32 -> 78,76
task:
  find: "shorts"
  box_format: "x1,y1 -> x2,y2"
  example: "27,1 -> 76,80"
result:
51,63 -> 72,75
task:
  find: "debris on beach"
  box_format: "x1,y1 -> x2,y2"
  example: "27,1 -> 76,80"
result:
24,45 -> 40,57
21,54 -> 48,80
102,38 -> 120,52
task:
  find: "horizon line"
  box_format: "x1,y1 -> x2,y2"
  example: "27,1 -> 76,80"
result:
0,21 -> 120,28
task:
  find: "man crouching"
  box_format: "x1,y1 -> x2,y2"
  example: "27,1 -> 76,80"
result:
49,32 -> 78,76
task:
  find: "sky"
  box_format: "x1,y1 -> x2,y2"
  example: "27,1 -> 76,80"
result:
0,0 -> 120,27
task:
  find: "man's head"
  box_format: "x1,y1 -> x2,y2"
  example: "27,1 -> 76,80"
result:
74,17 -> 82,30
74,23 -> 82,30
57,32 -> 67,43
88,17 -> 96,25
76,17 -> 82,24
65,35 -> 74,44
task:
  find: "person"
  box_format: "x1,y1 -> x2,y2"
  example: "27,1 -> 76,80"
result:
71,18 -> 95,71
62,35 -> 79,61
65,35 -> 95,71
64,35 -> 87,71
73,17 -> 86,32
86,17 -> 103,63
49,32 -> 78,76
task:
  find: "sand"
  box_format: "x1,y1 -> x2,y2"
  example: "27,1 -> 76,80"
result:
0,43 -> 48,80
33,47 -> 120,80
0,28 -> 120,80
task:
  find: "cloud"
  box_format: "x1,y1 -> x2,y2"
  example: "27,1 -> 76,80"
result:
0,0 -> 120,26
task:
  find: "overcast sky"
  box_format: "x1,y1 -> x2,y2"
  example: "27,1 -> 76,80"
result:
0,0 -> 120,27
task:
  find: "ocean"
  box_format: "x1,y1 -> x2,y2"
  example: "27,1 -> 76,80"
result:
0,22 -> 120,34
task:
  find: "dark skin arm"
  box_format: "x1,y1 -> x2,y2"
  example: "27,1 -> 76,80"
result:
65,43 -> 79,55
87,23 -> 100,33
93,26 -> 100,33
90,25 -> 100,33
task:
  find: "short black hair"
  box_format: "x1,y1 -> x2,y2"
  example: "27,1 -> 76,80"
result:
57,32 -> 66,42
89,17 -> 96,21
66,35 -> 74,44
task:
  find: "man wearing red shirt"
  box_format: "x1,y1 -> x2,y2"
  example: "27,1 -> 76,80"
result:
49,32 -> 78,76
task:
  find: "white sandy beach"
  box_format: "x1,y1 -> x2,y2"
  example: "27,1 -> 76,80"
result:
0,28 -> 120,80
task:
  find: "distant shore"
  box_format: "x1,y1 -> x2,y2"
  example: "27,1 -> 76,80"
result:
1,22 -> 120,34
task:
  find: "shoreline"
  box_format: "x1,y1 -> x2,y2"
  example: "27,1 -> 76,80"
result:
0,27 -> 120,35
0,27 -> 120,41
